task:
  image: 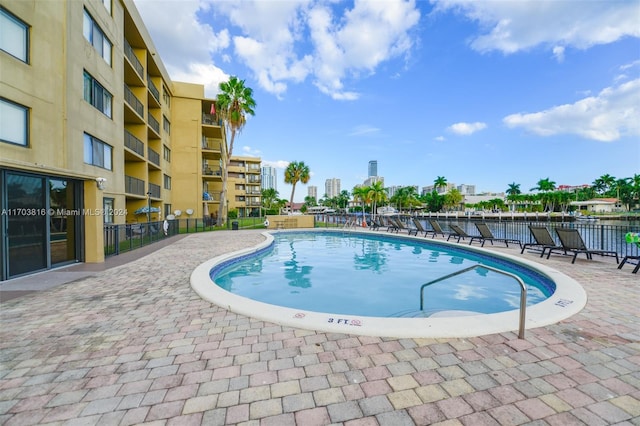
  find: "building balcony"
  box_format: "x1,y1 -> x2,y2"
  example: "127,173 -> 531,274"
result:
124,84 -> 144,119
125,175 -> 146,196
124,130 -> 145,158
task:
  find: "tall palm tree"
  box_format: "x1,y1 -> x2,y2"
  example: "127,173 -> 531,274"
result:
284,161 -> 310,214
434,176 -> 448,193
352,186 -> 370,224
215,76 -> 256,225
367,181 -> 387,219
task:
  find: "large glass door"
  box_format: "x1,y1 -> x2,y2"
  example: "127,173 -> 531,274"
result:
2,172 -> 81,280
49,178 -> 79,265
6,173 -> 47,277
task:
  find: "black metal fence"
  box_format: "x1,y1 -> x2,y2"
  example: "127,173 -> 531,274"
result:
103,217 -> 268,257
314,213 -> 640,259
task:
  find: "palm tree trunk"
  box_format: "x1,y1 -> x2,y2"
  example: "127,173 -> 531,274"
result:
217,129 -> 237,226
289,185 -> 296,215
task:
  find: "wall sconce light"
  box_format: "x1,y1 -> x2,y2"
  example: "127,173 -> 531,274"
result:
96,177 -> 107,190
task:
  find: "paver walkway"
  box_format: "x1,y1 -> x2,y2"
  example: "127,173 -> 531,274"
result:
0,230 -> 638,425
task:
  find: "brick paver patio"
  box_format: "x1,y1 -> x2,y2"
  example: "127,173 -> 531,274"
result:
0,230 -> 638,425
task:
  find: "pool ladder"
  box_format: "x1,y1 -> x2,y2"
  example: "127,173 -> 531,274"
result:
419,264 -> 528,339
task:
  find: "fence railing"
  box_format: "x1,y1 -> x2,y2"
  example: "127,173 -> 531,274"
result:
104,217 -> 268,257
314,214 -> 640,258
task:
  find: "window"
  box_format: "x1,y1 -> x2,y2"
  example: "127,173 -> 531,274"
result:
164,204 -> 172,219
162,86 -> 170,107
163,145 -> 171,162
162,115 -> 171,135
82,9 -> 112,65
1,8 -> 28,63
0,98 -> 28,146
163,174 -> 171,190
103,198 -> 114,223
83,133 -> 112,170
83,70 -> 112,117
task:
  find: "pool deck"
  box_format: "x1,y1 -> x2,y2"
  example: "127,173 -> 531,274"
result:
0,229 -> 638,425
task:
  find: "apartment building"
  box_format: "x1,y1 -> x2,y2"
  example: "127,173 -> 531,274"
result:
228,156 -> 262,218
0,0 -> 258,281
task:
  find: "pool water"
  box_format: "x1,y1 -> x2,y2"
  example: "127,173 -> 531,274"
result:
211,231 -> 555,318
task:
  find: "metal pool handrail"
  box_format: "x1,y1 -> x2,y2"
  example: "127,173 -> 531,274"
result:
419,264 -> 528,339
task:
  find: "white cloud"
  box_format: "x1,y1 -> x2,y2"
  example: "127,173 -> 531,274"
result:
349,125 -> 381,136
200,0 -> 420,100
241,146 -> 262,156
503,79 -> 640,142
434,136 -> 445,141
263,160 -> 290,169
431,0 -> 640,57
134,0 -> 230,97
447,122 -> 487,135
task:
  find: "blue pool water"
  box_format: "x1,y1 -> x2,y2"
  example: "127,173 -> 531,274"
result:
211,231 -> 556,318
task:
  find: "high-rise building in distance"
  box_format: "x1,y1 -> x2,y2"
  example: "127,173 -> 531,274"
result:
368,160 -> 377,177
308,186 -> 317,202
261,166 -> 277,191
325,178 -> 341,199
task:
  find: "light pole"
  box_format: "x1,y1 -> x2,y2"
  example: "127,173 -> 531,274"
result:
146,190 -> 152,223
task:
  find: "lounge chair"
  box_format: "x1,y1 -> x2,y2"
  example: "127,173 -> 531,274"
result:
410,218 -> 429,237
385,217 -> 401,233
547,228 -> 619,264
426,219 -> 450,239
618,256 -> 640,273
369,217 -> 383,231
520,225 -> 563,257
390,217 -> 412,234
617,233 -> 640,273
448,224 -> 476,244
474,223 -> 522,249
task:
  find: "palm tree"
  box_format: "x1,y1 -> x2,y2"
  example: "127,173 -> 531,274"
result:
352,186 -> 370,224
337,190 -> 351,210
444,188 -> 463,211
593,174 -> 616,195
530,178 -> 556,193
303,195 -> 317,208
284,161 -> 310,214
261,188 -> 279,214
434,176 -> 448,193
506,182 -> 521,212
215,76 -> 256,225
367,181 -> 387,219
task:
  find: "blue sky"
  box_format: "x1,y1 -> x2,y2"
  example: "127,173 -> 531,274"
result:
134,0 -> 640,201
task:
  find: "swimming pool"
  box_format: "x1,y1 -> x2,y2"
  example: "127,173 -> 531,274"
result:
191,230 -> 587,338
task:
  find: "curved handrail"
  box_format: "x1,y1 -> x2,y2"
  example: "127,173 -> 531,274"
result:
419,264 -> 528,339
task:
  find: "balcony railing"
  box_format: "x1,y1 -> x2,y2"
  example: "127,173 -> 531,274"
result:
202,137 -> 221,150
247,176 -> 262,183
124,84 -> 144,117
148,147 -> 160,166
149,183 -> 161,198
203,191 -> 222,202
147,75 -> 160,103
202,113 -> 220,126
203,167 -> 222,176
124,39 -> 144,79
124,130 -> 144,156
148,112 -> 160,134
125,175 -> 145,196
